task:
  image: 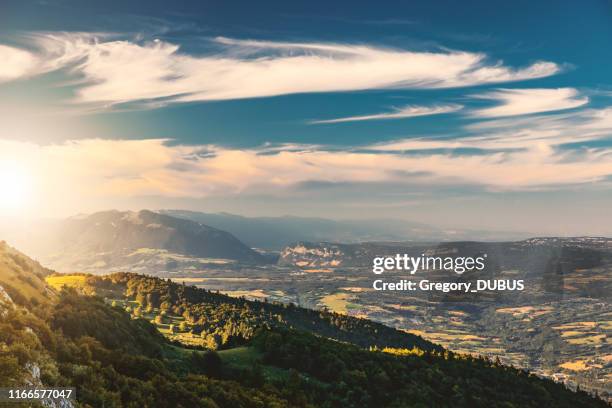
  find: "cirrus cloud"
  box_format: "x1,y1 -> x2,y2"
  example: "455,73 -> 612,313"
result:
471,88 -> 588,118
1,33 -> 561,107
310,104 -> 462,124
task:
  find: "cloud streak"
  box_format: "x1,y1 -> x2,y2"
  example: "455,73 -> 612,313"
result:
310,104 -> 462,124
2,108 -> 611,217
1,33 -> 561,107
471,88 -> 588,118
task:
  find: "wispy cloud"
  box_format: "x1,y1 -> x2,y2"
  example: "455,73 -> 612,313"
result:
0,33 -> 561,107
0,33 -> 107,83
310,104 -> 462,124
0,44 -> 40,82
375,106 -> 612,153
471,88 -> 588,118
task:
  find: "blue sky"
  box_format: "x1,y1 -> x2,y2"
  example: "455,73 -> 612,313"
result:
0,0 -> 611,235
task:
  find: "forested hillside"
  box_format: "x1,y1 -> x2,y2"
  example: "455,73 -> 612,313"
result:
1,242 -> 608,407
80,272 -> 440,352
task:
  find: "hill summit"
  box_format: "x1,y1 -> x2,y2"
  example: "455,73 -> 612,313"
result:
39,210 -> 266,272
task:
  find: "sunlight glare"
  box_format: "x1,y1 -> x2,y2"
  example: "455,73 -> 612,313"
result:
0,162 -> 32,214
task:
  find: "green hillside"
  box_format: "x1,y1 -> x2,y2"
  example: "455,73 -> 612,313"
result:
1,243 -> 608,407
55,272 -> 440,352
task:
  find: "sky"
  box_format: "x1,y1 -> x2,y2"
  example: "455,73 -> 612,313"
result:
0,0 -> 611,235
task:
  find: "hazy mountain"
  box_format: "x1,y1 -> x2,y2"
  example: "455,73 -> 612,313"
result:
32,210 -> 267,272
162,210 -> 531,250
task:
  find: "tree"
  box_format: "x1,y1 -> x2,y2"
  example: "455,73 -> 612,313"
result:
192,351 -> 223,377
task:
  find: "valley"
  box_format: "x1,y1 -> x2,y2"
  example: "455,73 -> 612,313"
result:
135,263 -> 611,399
46,250 -> 612,400
0,238 -> 609,407
2,210 -> 610,404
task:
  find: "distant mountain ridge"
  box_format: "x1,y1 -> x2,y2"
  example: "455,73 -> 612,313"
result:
162,209 -> 532,250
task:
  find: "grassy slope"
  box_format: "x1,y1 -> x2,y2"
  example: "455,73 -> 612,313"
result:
0,241 -> 53,305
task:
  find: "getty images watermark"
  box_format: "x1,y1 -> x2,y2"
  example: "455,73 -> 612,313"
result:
371,254 -> 524,293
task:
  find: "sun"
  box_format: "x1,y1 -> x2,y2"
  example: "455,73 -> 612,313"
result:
0,162 -> 32,214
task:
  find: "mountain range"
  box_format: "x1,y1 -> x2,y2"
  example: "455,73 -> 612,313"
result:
162,210 -> 532,250
3,210 -> 608,281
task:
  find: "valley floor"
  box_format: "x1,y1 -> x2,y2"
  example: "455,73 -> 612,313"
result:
153,266 -> 612,399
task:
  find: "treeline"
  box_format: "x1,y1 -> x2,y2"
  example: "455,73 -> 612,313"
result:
85,272 -> 440,352
253,328 -> 607,407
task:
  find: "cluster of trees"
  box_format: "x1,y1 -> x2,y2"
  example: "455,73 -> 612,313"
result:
88,273 -> 440,352
252,328 -> 608,407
